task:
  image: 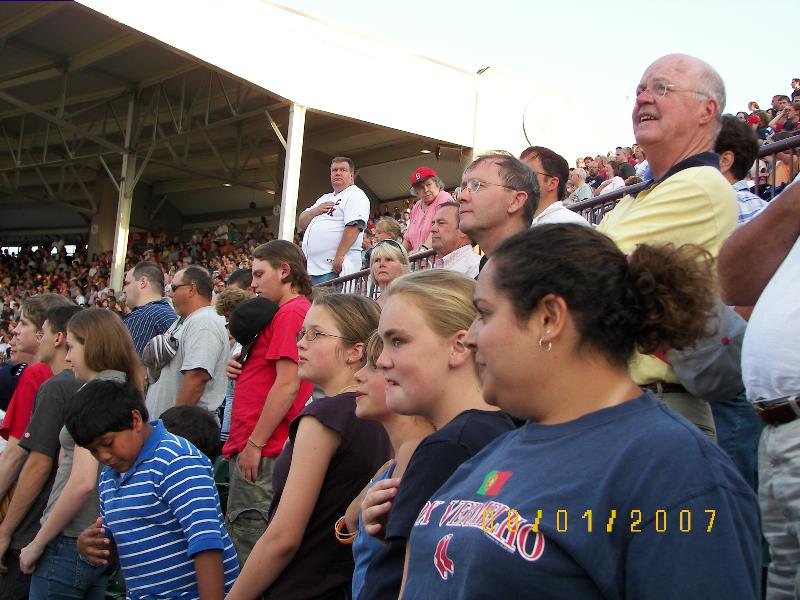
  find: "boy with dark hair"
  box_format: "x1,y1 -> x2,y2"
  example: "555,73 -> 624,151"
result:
160,405 -> 220,462
715,114 -> 768,226
67,380 -> 238,599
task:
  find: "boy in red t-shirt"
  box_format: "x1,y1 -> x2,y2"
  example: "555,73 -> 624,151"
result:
222,241 -> 314,565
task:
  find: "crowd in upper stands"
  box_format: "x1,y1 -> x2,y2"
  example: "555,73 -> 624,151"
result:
0,58 -> 799,600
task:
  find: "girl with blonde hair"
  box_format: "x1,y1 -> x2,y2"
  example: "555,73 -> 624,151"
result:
359,270 -> 515,599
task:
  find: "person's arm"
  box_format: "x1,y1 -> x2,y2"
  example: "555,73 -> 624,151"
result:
332,226 -> 361,274
25,446 -> 98,559
194,549 -> 225,600
594,179 -> 612,195
297,201 -> 334,230
175,368 -> 211,407
718,180 -> 800,305
0,436 -> 26,500
0,451 -> 53,562
236,358 -> 301,482
226,416 -> 340,600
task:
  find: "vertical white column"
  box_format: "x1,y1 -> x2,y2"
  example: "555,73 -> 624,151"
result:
110,95 -> 138,292
278,103 -> 306,241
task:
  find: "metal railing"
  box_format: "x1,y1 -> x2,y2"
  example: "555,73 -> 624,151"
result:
314,135 -> 800,295
315,249 -> 436,295
569,133 -> 800,224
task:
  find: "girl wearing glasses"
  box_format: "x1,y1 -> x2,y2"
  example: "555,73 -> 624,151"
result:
20,309 -> 144,598
400,224 -> 761,598
369,240 -> 410,307
228,294 -> 391,600
358,270 -> 515,600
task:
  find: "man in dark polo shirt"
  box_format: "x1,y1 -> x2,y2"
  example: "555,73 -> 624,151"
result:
123,261 -> 177,355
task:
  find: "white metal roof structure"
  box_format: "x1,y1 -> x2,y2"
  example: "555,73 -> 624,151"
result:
1,0 -> 589,289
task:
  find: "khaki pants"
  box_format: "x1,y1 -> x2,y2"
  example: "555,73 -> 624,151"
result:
652,390 -> 717,443
226,455 -> 276,567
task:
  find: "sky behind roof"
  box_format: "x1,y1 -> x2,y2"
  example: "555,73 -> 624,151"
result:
277,0 -> 795,155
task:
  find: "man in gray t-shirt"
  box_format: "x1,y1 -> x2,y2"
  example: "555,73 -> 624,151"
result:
145,266 -> 228,419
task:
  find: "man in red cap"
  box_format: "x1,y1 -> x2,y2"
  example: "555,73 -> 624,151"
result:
403,167 -> 453,252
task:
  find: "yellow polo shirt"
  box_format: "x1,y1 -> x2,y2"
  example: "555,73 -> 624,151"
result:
597,155 -> 737,384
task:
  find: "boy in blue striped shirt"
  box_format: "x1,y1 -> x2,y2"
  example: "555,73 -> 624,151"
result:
66,380 -> 238,600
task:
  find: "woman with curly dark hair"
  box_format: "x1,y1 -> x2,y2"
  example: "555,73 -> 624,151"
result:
400,224 -> 762,599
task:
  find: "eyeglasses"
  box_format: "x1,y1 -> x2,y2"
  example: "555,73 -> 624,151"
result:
295,328 -> 351,343
530,170 -> 556,180
634,80 -> 710,100
457,178 -> 516,200
170,282 -> 193,293
373,239 -> 403,251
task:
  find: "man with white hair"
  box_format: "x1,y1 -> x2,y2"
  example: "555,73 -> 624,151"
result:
567,168 -> 595,203
598,53 -> 738,441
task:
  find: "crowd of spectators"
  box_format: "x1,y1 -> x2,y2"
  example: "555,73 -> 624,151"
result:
0,61 -> 798,599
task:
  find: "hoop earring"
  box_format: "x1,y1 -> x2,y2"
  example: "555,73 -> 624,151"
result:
538,337 -> 552,353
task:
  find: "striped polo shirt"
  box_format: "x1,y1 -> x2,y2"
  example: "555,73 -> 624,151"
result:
98,421 -> 238,599
124,298 -> 177,356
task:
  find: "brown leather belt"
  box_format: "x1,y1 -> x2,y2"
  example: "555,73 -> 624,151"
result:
642,382 -> 688,395
754,395 -> 800,426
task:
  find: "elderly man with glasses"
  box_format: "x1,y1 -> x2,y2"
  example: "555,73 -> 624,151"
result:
520,146 -> 592,226
597,53 -> 738,441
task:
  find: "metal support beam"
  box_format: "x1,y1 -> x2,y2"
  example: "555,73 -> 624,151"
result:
0,90 -> 126,154
111,96 -> 138,292
265,109 -> 287,150
278,103 -> 305,241
0,3 -> 65,39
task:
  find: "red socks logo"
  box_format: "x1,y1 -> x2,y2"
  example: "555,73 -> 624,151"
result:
434,534 -> 455,580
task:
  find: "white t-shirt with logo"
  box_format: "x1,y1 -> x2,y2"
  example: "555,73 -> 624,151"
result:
301,185 -> 370,276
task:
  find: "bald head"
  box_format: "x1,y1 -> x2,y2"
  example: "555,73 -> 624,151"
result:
632,54 -> 726,179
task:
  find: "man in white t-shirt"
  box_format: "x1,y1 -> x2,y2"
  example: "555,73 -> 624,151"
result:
299,157 -> 371,285
718,176 -> 800,599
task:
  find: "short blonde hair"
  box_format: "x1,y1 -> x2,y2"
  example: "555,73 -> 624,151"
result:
384,270 -> 476,337
215,287 -> 249,319
375,217 -> 402,241
370,241 -> 411,271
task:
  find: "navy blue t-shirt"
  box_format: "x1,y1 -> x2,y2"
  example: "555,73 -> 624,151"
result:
403,393 -> 761,599
360,409 -> 515,600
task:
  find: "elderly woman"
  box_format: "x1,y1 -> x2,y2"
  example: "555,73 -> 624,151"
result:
369,240 -> 410,307
403,167 -> 452,252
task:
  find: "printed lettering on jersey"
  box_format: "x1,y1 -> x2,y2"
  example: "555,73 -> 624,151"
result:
415,498 -> 546,564
325,199 -> 341,217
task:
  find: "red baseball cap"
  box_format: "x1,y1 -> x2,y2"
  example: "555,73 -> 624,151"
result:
410,166 -> 437,186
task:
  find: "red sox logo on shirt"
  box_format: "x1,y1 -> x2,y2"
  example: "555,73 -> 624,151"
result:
434,534 -> 455,580
325,199 -> 341,217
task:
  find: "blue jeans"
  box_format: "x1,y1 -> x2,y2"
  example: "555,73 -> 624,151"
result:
29,535 -> 108,600
311,272 -> 338,285
711,392 -> 764,491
